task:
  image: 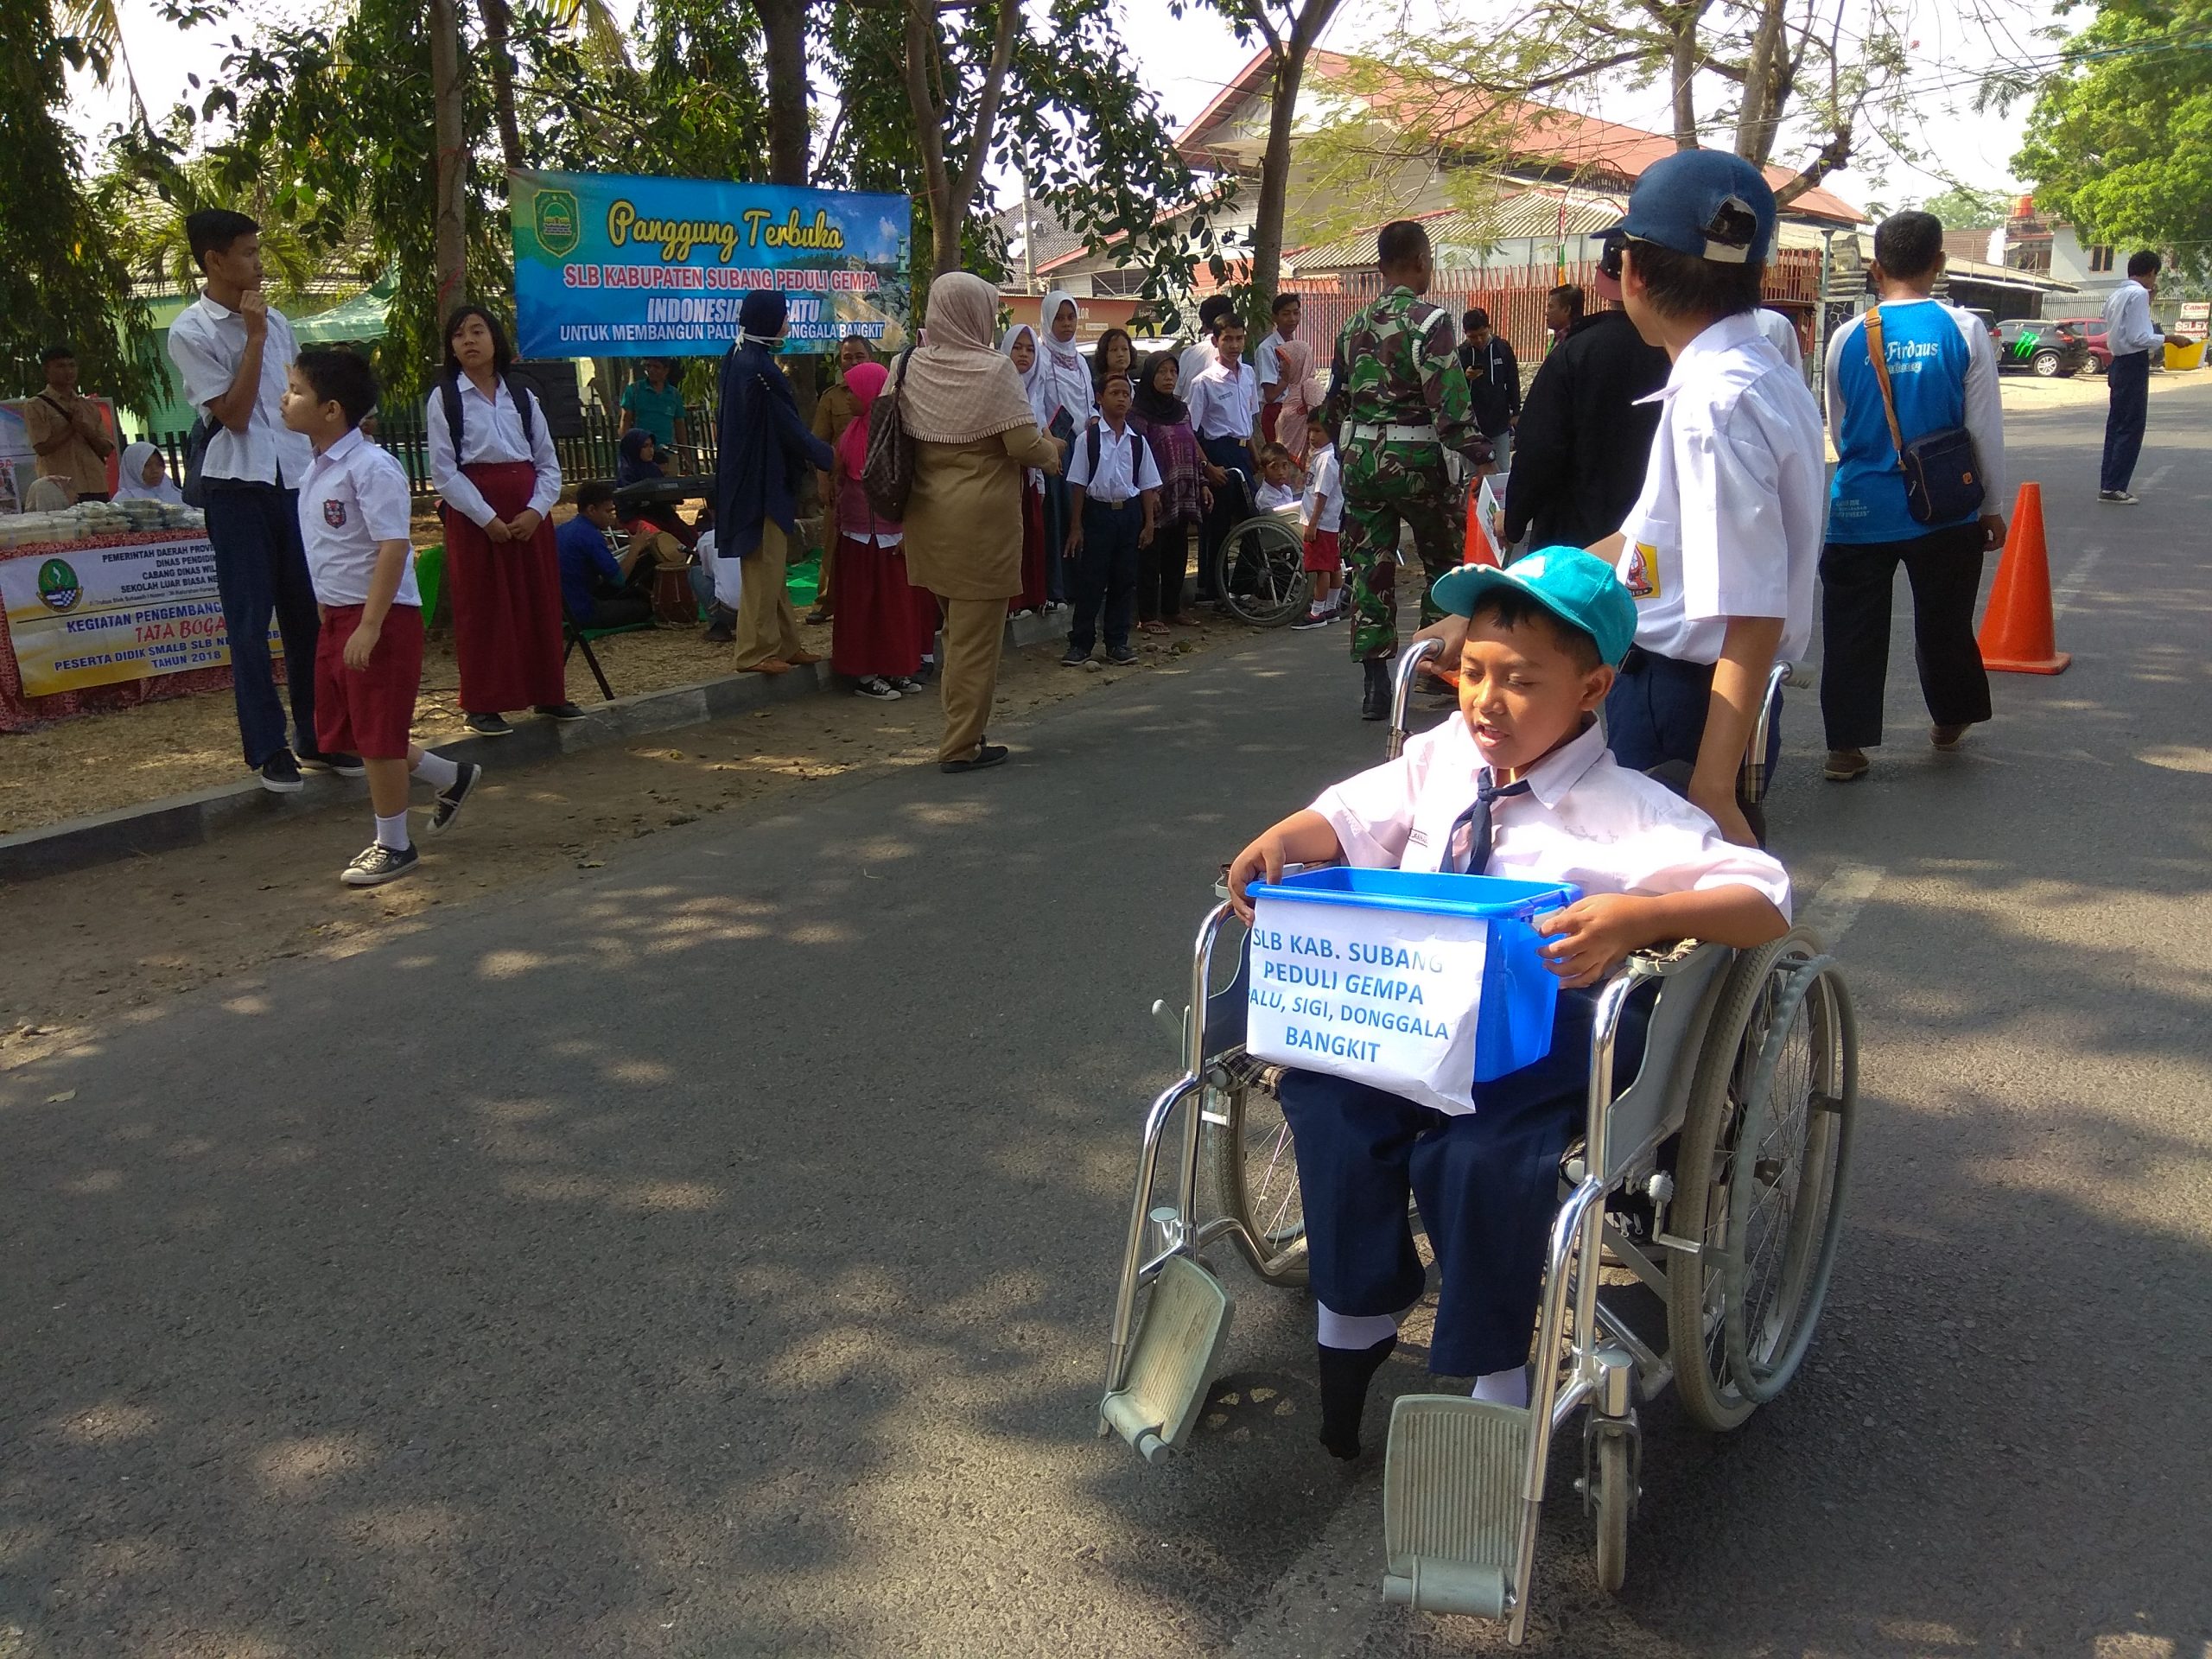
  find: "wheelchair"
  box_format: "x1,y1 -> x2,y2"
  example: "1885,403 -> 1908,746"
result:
1211,505 -> 1312,630
1097,643 -> 1857,1643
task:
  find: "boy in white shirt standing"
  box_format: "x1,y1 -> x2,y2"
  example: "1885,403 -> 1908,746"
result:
1186,317 -> 1261,603
1061,371 -> 1163,668
280,348 -> 481,887
1599,151 -> 1826,845
1294,413 -> 1344,629
1228,549 -> 1789,1458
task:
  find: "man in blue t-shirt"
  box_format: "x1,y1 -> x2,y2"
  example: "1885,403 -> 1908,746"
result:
1819,210 -> 2007,783
619,358 -> 690,454
556,480 -> 653,628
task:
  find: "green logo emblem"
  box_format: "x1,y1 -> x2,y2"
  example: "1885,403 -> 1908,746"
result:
35,557 -> 81,613
534,188 -> 582,258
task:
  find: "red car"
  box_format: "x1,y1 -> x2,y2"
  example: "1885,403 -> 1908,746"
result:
2050,318 -> 2113,372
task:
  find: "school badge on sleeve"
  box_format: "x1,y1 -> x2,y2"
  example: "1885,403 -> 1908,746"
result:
323,499 -> 348,528
1620,542 -> 1661,600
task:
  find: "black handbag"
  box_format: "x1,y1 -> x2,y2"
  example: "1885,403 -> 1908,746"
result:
861,346 -> 918,521
1863,304 -> 1986,525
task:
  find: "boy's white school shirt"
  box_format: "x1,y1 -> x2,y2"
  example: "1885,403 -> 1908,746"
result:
1310,714 -> 1791,915
1613,310 -> 1825,666
1302,445 -> 1343,532
1255,479 -> 1300,512
296,428 -> 420,608
168,294 -> 315,486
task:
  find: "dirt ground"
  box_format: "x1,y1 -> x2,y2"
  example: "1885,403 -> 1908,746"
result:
0,613 -> 1248,1071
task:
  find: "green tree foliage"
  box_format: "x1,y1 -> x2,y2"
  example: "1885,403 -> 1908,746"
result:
1,0 -> 154,401
2012,2 -> 2212,275
1916,183 -> 2018,228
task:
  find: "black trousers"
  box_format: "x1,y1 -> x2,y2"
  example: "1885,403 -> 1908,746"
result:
2101,349 -> 2150,493
1140,520 -> 1190,621
1068,499 -> 1142,654
1196,435 -> 1250,600
1818,523 -> 1991,751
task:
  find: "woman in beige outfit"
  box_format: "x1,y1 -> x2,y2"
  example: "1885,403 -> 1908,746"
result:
893,271 -> 1064,772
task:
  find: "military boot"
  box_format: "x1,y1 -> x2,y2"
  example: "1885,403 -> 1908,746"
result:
1361,658 -> 1391,721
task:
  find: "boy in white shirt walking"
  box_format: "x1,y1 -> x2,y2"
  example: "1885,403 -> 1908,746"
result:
280,348 -> 481,887
1228,548 -> 1789,1457
1294,414 -> 1344,629
1062,371 -> 1163,667
2099,250 -> 2161,503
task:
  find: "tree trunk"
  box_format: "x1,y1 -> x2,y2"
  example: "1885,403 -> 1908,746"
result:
1669,10 -> 1700,148
1732,0 -> 1788,163
904,0 -> 1018,276
478,0 -> 525,173
1248,0 -> 1340,321
429,0 -> 468,322
759,0 -> 810,187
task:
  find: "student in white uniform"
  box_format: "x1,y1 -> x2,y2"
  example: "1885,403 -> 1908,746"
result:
1599,150 -> 1826,846
1060,369 -> 1162,667
1186,315 -> 1261,601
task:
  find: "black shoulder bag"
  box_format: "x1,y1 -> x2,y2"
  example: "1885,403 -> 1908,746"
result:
1863,305 -> 1985,525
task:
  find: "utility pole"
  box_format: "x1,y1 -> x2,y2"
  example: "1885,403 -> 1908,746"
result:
1812,226 -> 1835,403
429,0 -> 468,324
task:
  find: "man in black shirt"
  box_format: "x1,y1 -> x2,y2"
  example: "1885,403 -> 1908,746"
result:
1456,308 -> 1522,468
1503,255 -> 1671,552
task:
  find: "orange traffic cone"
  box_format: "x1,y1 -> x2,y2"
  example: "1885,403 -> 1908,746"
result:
1462,482 -> 1501,568
1977,482 -> 2072,675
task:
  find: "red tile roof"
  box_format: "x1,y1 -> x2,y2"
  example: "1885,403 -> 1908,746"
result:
1179,49 -> 1864,228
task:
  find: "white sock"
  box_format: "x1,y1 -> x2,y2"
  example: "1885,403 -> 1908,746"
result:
374,811 -> 410,853
1472,1366 -> 1530,1408
1317,1304 -> 1401,1351
412,751 -> 459,791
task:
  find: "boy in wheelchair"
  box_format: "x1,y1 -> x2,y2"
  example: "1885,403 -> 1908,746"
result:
1225,548 -> 1791,1457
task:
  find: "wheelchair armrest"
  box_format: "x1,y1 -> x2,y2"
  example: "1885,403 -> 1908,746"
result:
1624,938 -> 1726,977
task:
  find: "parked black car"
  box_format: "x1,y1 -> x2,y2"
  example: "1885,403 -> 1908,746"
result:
1993,319 -> 2090,378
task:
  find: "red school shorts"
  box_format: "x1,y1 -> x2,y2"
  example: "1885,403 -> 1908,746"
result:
315,602 -> 424,760
1301,527 -> 1342,574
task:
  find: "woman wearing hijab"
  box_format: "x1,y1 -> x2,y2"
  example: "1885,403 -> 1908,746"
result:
1130,353 -> 1209,632
827,361 -> 930,699
714,289 -> 835,675
1001,322 -> 1052,614
899,271 -> 1064,773
429,304 -> 576,734
115,441 -> 183,505
1032,289 -> 1094,608
1272,335 -> 1319,466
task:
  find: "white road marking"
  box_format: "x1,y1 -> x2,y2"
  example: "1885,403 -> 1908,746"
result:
2050,548 -> 2104,621
2142,462 -> 2174,489
1797,862 -> 1885,951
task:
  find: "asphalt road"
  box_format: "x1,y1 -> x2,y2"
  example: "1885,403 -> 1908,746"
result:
4,386 -> 2209,1659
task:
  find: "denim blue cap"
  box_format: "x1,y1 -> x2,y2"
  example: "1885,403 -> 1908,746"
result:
1610,148 -> 1777,266
1431,546 -> 1638,668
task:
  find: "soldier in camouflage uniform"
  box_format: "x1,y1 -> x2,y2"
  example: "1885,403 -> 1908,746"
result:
1322,220 -> 1489,718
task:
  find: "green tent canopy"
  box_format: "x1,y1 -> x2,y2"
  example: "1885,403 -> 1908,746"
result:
292,276 -> 396,343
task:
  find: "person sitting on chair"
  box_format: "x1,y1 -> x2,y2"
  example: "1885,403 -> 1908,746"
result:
1225,548 -> 1789,1459
556,480 -> 653,631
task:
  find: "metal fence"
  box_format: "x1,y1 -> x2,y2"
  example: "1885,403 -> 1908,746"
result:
133,403 -> 721,502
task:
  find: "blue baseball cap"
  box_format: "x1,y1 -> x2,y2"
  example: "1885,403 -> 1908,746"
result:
1431,547 -> 1638,668
1610,149 -> 1777,266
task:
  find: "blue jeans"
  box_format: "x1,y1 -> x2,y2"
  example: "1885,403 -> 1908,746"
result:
1068,499 -> 1142,654
2101,349 -> 2149,493
204,481 -> 321,766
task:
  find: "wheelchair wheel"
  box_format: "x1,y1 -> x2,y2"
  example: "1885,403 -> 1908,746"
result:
1205,1070 -> 1310,1287
1665,931 -> 1857,1432
1592,1428 -> 1634,1593
1213,516 -> 1311,629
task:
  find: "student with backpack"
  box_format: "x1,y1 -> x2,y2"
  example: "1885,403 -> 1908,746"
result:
1060,369 -> 1162,667
426,306 -> 580,735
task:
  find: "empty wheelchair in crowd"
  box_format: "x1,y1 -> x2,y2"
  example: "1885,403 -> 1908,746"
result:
1097,643 -> 1858,1642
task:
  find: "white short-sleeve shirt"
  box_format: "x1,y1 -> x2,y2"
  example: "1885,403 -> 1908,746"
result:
166,294 -> 315,487
425,375 -> 563,528
1614,311 -> 1826,664
1067,418 -> 1163,505
296,428 -> 419,607
1302,445 -> 1344,534
1310,715 -> 1791,912
1187,356 -> 1260,442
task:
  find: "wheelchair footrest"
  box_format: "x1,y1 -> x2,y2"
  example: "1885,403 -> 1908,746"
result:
1099,1255 -> 1234,1465
1381,1395 -> 1531,1619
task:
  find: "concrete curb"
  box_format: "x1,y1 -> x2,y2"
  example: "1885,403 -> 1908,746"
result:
0,608 -> 1071,886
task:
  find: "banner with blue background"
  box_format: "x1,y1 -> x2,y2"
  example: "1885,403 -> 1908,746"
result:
511,170 -> 912,358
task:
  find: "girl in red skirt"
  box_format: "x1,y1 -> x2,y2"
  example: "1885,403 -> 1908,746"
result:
828,362 -> 935,700
427,306 -> 579,736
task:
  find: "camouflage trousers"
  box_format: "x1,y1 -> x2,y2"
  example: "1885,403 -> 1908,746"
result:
1339,454 -> 1460,662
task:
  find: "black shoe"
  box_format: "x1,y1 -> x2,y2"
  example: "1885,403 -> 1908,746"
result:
1291,609 -> 1332,631
1060,648 -> 1091,667
425,760 -> 481,836
854,676 -> 902,701
703,606 -> 736,644
890,677 -> 926,696
1360,658 -> 1391,722
940,744 -> 1010,774
340,842 -> 419,887
463,712 -> 513,737
257,750 -> 304,793
297,749 -> 365,777
2099,489 -> 2138,504
1105,645 -> 1138,665
533,702 -> 588,721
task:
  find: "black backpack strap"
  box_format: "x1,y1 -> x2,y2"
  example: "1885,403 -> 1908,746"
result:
504,372 -> 537,444
440,372 -> 466,455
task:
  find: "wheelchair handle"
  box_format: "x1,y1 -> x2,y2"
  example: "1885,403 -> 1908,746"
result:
1389,639 -> 1443,760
